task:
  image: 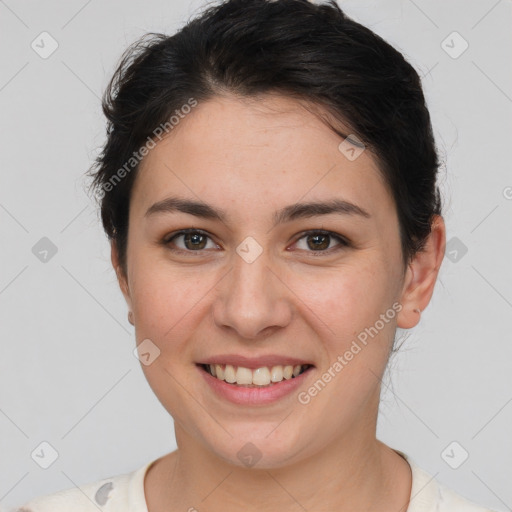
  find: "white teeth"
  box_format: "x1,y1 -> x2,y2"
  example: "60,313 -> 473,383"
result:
236,366 -> 253,385
224,364 -> 236,383
206,363 -> 309,386
215,364 -> 224,380
270,365 -> 283,382
253,367 -> 271,386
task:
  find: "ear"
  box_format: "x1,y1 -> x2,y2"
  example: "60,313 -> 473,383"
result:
397,215 -> 446,329
111,241 -> 132,310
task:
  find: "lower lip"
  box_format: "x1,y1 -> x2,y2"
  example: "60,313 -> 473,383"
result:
197,365 -> 314,406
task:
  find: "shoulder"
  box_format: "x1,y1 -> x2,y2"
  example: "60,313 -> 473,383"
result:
12,460 -> 154,512
436,483 -> 497,512
399,451 -> 497,512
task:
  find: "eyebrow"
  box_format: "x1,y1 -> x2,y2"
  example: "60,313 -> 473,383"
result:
144,195 -> 371,226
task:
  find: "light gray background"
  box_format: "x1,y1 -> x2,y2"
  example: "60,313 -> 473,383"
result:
1,0 -> 511,510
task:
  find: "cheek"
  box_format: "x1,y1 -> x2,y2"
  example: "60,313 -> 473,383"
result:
129,266 -> 213,421
287,258 -> 398,385
290,258 -> 393,332
130,261 -> 216,349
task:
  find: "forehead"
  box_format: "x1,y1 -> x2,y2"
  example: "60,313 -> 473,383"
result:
131,94 -> 393,223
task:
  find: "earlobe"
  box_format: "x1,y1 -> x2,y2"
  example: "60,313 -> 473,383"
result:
397,215 -> 446,329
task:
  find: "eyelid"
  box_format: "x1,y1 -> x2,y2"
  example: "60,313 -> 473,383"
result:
163,228 -> 350,254
163,228 -> 220,251
164,227 -> 213,243
290,229 -> 350,252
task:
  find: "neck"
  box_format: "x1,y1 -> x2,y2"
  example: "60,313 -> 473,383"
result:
146,426 -> 411,512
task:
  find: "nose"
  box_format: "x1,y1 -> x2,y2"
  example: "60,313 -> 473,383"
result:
212,245 -> 293,340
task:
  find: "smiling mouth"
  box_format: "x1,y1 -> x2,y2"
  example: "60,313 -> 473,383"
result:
199,363 -> 313,387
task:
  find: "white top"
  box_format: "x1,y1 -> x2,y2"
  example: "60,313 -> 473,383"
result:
13,451 -> 496,512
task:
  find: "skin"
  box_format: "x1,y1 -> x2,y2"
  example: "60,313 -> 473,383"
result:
111,93 -> 446,512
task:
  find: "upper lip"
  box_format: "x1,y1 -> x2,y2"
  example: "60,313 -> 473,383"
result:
197,354 -> 314,370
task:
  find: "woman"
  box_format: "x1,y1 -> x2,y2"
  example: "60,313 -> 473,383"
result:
15,0 -> 497,510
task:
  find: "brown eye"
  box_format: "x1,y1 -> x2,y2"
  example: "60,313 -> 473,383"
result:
292,230 -> 349,254
163,228 -> 349,256
307,233 -> 330,250
165,229 -> 218,252
182,232 -> 208,250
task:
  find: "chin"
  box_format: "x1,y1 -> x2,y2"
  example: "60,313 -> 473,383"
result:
201,424 -> 310,470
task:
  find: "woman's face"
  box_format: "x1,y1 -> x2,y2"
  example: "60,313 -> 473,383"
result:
115,93 -> 417,467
